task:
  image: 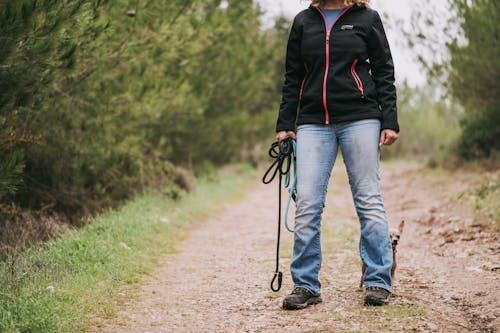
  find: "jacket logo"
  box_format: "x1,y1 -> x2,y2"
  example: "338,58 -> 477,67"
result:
341,25 -> 354,30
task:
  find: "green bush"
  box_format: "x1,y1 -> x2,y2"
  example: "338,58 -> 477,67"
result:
457,107 -> 500,160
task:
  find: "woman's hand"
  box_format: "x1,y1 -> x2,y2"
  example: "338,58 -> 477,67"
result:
379,129 -> 399,146
276,130 -> 297,142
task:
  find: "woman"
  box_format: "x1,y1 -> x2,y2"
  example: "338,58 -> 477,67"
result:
276,0 -> 399,309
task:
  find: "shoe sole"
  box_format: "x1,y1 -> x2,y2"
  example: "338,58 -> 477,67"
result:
364,295 -> 390,306
282,296 -> 322,310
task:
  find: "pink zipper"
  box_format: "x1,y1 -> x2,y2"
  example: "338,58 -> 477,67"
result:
299,79 -> 305,99
315,6 -> 354,125
350,58 -> 365,96
299,63 -> 309,99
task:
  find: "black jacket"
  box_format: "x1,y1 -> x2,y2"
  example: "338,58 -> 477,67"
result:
276,5 -> 399,132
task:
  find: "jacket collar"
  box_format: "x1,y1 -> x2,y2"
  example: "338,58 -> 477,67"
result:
308,4 -> 362,13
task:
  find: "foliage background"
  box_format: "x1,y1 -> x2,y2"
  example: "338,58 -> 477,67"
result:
0,0 -> 284,222
404,0 -> 499,161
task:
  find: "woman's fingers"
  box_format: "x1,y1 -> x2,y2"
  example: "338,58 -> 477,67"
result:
276,131 -> 287,141
380,129 -> 399,146
276,131 -> 296,141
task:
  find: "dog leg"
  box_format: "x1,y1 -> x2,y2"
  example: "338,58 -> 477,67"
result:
359,262 -> 366,290
391,248 -> 397,293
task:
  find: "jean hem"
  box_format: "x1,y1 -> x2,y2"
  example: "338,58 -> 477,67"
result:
294,284 -> 321,296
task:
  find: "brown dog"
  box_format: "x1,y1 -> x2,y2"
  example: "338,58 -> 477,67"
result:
359,220 -> 405,290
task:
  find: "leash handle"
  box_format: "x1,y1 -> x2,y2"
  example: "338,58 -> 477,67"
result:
262,139 -> 293,185
270,271 -> 283,292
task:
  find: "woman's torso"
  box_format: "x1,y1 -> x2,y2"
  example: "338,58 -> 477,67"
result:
295,5 -> 382,125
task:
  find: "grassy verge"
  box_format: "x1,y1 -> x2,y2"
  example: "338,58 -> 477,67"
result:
0,164 -> 257,333
418,162 -> 500,227
461,177 -> 500,228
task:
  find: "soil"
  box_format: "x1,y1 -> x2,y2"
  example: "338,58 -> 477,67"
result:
97,163 -> 499,333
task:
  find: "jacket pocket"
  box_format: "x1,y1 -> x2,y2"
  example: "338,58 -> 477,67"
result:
350,58 -> 365,98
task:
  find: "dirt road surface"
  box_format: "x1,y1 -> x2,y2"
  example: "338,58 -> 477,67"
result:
98,164 -> 499,333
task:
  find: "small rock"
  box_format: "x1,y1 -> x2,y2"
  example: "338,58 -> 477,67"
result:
464,218 -> 474,224
119,242 -> 131,250
465,266 -> 482,273
160,217 -> 170,224
427,322 -> 439,331
46,285 -> 56,293
480,265 -> 491,271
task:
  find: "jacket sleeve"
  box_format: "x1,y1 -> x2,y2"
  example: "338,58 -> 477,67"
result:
276,14 -> 306,133
367,10 -> 400,132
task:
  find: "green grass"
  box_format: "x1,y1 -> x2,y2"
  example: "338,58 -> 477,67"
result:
462,177 -> 500,227
332,304 -> 426,333
0,164 -> 257,333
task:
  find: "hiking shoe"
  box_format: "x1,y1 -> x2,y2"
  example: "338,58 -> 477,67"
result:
364,286 -> 390,306
282,287 -> 322,310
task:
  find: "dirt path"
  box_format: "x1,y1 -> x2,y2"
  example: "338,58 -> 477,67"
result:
98,164 -> 499,333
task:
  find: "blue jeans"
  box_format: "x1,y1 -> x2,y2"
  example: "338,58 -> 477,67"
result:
291,119 -> 393,295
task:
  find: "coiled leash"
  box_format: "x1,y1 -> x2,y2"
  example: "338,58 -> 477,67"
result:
262,138 -> 297,292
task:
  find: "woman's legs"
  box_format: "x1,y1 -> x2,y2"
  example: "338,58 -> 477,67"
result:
337,119 -> 393,292
290,119 -> 392,296
291,124 -> 338,295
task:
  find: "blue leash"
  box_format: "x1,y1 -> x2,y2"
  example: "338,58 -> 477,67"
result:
282,142 -> 297,233
262,138 -> 297,292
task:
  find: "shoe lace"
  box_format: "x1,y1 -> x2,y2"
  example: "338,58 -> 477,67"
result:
292,287 -> 311,296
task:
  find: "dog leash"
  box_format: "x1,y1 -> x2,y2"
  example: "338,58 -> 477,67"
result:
262,138 -> 297,292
